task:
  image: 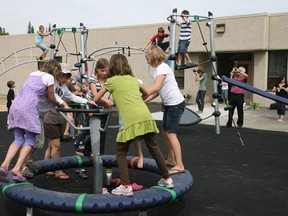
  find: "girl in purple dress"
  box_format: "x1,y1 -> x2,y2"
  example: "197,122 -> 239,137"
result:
0,60 -> 61,183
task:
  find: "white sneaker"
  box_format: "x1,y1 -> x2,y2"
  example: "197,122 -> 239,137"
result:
158,177 -> 174,188
111,184 -> 133,197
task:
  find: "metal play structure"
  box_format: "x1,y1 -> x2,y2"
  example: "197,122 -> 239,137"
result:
0,23 -> 88,78
167,9 -> 221,134
0,9 -> 224,215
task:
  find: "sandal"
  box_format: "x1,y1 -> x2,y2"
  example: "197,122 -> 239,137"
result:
54,172 -> 70,180
0,167 -> 9,183
13,175 -> 27,183
45,171 -> 55,176
79,169 -> 88,179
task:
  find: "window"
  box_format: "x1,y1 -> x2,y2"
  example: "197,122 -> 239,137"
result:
268,51 -> 288,89
175,70 -> 184,89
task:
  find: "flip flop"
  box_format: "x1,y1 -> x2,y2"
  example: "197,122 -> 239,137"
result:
0,167 -> 8,176
0,168 -> 9,183
45,171 -> 55,176
165,161 -> 176,167
12,175 -> 27,183
131,182 -> 143,191
169,168 -> 186,175
54,172 -> 70,180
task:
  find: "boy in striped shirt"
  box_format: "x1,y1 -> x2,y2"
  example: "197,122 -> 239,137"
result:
176,10 -> 194,68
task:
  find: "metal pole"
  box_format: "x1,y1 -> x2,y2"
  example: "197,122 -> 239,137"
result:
207,12 -> 221,134
89,115 -> 103,194
168,8 -> 177,72
80,23 -> 88,83
50,24 -> 56,60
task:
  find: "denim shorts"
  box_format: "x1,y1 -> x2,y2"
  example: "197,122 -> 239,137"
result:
177,40 -> 190,54
162,101 -> 185,133
221,89 -> 228,99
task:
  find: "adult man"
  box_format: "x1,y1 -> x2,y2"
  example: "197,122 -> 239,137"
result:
195,69 -> 207,113
225,67 -> 248,128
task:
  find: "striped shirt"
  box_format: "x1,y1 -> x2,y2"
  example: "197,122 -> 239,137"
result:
85,75 -> 104,100
179,19 -> 192,41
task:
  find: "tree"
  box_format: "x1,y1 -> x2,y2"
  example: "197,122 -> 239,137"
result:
0,27 -> 9,36
27,21 -> 34,34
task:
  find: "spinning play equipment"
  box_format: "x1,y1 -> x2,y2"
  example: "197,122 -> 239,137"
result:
0,155 -> 192,214
0,106 -> 193,215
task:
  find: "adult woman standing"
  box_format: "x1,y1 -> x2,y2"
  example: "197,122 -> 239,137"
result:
272,76 -> 288,122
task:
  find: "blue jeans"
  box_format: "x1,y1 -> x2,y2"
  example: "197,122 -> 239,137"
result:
162,101 -> 185,133
36,43 -> 49,53
196,90 -> 206,112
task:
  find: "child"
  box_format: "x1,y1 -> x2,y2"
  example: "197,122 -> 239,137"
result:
142,26 -> 169,52
144,45 -> 186,175
6,80 -> 15,126
21,60 -> 63,178
176,10 -> 194,68
74,59 -> 144,183
6,80 -> 15,113
81,81 -> 90,98
36,25 -> 52,60
43,63 -> 96,180
220,81 -> 229,105
74,58 -> 111,158
94,54 -> 174,197
63,80 -> 83,138
0,60 -> 60,183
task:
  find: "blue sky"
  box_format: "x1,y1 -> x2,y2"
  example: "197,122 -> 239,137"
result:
1,0 -> 287,35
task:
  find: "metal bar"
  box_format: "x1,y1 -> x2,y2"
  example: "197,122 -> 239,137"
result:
208,12 -> 221,135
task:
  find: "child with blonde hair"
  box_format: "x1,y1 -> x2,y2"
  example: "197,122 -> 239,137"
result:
144,45 -> 186,175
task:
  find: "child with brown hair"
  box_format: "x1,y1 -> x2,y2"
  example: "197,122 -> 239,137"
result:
176,10 -> 194,68
142,26 -> 169,52
6,80 -> 15,126
94,54 -> 174,196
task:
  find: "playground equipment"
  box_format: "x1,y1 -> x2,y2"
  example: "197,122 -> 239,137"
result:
0,106 -> 193,215
0,23 -> 88,78
167,9 -> 221,134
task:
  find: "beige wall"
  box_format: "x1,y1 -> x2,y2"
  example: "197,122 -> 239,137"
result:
1,12 -> 288,106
